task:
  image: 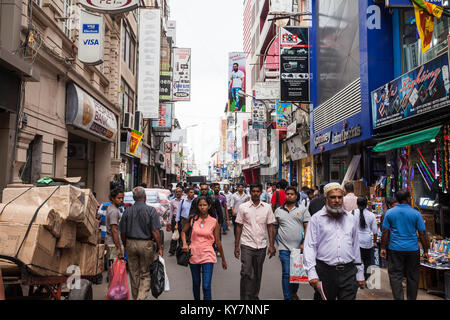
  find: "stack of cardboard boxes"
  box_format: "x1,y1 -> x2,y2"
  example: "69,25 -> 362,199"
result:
0,184 -> 104,277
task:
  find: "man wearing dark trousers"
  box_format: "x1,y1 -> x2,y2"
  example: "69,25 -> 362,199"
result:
303,182 -> 366,300
381,189 -> 428,300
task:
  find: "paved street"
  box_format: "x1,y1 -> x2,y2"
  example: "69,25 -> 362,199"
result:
92,229 -> 443,300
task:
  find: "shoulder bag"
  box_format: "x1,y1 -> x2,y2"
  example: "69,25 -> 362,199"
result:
176,218 -> 195,267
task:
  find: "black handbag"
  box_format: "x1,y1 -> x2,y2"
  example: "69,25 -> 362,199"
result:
176,218 -> 194,267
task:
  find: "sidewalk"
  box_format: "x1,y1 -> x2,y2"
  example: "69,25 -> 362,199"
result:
356,267 -> 444,300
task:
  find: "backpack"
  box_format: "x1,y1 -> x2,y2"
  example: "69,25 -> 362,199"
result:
274,191 -> 281,210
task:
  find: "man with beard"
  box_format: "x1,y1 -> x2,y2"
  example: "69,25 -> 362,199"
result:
303,183 -> 365,300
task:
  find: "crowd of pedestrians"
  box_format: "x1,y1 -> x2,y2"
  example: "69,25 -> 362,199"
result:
93,178 -> 429,301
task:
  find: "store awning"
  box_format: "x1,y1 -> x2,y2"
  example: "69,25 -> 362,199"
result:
373,126 -> 441,152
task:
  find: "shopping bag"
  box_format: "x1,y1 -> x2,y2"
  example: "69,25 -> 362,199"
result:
158,256 -> 170,292
105,259 -> 129,300
172,229 -> 180,241
150,258 -> 165,298
289,249 -> 308,284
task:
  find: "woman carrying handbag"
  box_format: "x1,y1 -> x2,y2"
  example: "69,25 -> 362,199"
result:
181,196 -> 227,300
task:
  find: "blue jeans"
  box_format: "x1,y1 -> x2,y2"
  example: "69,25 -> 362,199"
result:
232,87 -> 241,110
279,250 -> 299,300
189,263 -> 214,300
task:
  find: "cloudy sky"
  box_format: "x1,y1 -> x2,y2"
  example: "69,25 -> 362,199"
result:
170,0 -> 244,175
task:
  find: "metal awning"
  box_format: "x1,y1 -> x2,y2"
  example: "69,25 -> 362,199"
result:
373,126 -> 441,152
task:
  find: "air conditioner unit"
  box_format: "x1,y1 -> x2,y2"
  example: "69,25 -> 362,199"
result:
134,111 -> 143,132
123,112 -> 133,129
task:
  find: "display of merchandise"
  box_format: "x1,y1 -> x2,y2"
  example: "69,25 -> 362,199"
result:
302,166 -> 312,189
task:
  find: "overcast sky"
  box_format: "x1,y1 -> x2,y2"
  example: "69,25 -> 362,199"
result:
170,0 -> 244,175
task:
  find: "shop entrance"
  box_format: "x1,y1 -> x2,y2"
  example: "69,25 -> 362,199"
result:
67,132 -> 94,189
330,156 -> 347,182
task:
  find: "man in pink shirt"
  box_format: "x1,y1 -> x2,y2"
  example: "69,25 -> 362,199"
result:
234,183 -> 276,300
343,182 -> 358,212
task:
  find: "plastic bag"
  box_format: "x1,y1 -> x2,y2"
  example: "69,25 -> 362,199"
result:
159,256 -> 170,291
105,259 -> 129,300
289,249 -> 308,284
150,257 -> 165,298
172,229 -> 180,241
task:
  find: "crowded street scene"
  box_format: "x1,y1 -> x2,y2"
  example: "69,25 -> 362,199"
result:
0,0 -> 450,308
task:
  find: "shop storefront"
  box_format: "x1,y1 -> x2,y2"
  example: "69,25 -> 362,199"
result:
66,82 -> 118,201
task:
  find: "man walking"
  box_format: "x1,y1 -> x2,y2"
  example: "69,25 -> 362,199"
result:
230,183 -> 250,236
274,186 -> 310,300
381,189 -> 428,300
223,185 -> 233,232
234,183 -> 276,300
303,182 -> 365,300
343,182 -> 358,212
175,187 -> 196,247
168,187 -> 183,255
119,187 -> 162,300
105,188 -> 125,267
213,183 -> 229,235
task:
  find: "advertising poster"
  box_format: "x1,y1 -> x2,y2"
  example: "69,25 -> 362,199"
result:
371,53 -> 450,129
138,9 -> 161,119
228,52 -> 247,112
128,130 -> 143,155
287,135 -> 307,161
173,48 -> 191,101
254,81 -> 280,100
252,101 -> 266,129
279,26 -> 310,102
159,71 -> 172,101
276,101 -> 292,130
152,103 -> 173,131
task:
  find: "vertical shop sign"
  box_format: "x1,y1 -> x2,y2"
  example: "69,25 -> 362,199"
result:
159,71 -> 172,101
252,101 -> 266,129
276,101 -> 292,130
78,10 -> 104,66
173,48 -> 191,101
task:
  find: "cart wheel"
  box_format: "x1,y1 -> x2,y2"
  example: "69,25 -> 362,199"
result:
68,279 -> 93,300
4,284 -> 23,300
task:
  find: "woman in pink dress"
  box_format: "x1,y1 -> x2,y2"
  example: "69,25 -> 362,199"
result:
181,196 -> 227,300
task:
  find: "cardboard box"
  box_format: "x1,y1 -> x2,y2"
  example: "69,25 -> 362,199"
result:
0,222 -> 58,276
56,221 -> 77,249
76,190 -> 98,239
2,185 -> 85,222
79,227 -> 100,245
96,244 -> 105,275
78,243 -> 98,276
59,246 -> 81,276
0,204 -> 62,238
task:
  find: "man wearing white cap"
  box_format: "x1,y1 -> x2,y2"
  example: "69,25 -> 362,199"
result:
303,182 -> 365,300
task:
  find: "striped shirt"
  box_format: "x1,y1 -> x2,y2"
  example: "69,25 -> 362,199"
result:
98,201 -> 124,238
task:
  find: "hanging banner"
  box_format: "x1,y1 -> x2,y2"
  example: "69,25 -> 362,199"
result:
252,101 -> 266,129
173,48 -> 191,101
160,71 -> 172,101
129,130 -> 144,155
287,120 -> 297,139
79,0 -> 138,13
248,128 -> 258,142
270,129 -> 279,169
279,26 -> 310,102
220,119 -> 227,152
371,53 -> 450,130
276,101 -> 292,130
287,135 -> 307,161
228,52 -> 247,112
255,81 -> 280,100
78,10 -> 104,66
138,9 -> 161,119
259,129 -> 268,164
152,103 -> 173,132
270,0 -> 294,13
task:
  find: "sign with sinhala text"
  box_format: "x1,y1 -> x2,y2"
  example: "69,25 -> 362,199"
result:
79,0 -> 138,13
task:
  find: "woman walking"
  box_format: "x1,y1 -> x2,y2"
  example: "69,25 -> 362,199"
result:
181,196 -> 227,300
355,197 -> 378,280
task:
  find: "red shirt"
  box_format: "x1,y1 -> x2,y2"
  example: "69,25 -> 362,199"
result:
270,189 -> 286,206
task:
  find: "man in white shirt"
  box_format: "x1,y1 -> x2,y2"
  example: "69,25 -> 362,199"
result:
230,63 -> 245,111
303,182 -> 366,300
230,183 -> 250,236
343,182 -> 358,212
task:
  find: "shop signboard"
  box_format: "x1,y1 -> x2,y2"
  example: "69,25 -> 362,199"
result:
138,9 -> 160,119
167,20 -> 176,45
286,135 -> 307,161
220,119 -> 227,152
141,146 -> 149,166
279,26 -> 310,102
276,101 -> 291,130
259,129 -> 269,164
159,71 -> 172,101
270,129 -> 279,170
286,120 -> 297,139
78,10 -> 104,66
385,0 -> 442,7
270,0 -> 294,13
254,82 -> 280,100
79,0 -> 138,13
152,103 -> 173,132
228,52 -> 247,112
66,83 -> 117,142
371,53 -> 450,130
128,130 -> 143,156
173,48 -> 191,101
252,101 -> 266,129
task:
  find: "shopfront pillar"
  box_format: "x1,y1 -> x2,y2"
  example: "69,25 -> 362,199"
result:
94,142 -> 112,203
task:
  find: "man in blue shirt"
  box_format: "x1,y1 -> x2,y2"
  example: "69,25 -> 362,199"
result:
380,189 -> 429,300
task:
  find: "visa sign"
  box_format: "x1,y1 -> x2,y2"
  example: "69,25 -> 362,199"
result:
82,24 -> 99,33
78,10 -> 104,65
83,39 -> 100,45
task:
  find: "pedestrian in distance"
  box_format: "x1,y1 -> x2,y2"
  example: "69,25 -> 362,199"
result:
271,179 -> 288,211
273,186 -> 311,300
181,196 -> 227,300
380,189 -> 429,300
308,183 -> 327,216
299,186 -> 309,203
343,182 -> 358,212
212,183 -> 230,235
175,188 -> 196,249
234,183 -> 277,300
230,183 -> 250,236
303,182 -> 366,300
354,197 -> 378,281
168,187 -> 184,256
119,187 -> 162,300
223,185 -> 233,232
105,188 -> 125,266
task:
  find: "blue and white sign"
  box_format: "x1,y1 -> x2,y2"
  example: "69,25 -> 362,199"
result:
78,10 -> 104,66
82,24 -> 99,34
385,0 -> 442,7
